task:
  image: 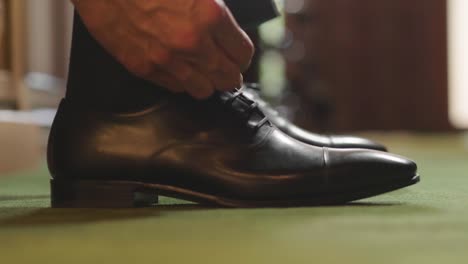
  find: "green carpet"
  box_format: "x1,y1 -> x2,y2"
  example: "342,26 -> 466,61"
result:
1,133 -> 468,263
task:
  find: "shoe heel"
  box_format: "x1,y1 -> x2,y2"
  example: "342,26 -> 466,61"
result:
51,179 -> 159,208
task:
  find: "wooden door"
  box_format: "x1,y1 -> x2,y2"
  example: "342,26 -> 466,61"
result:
285,0 -> 451,131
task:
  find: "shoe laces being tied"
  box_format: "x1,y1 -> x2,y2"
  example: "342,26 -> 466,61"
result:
242,83 -> 280,116
219,87 -> 271,131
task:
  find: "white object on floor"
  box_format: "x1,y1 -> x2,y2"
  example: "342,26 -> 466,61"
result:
449,0 -> 468,128
0,108 -> 56,127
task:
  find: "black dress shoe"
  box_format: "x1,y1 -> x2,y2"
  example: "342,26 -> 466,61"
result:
48,90 -> 418,208
243,84 -> 388,151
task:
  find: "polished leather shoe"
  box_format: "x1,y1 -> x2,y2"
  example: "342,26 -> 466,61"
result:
48,89 -> 419,208
243,84 -> 388,151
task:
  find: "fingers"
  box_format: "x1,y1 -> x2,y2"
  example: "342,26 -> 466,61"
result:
148,60 -> 215,100
183,69 -> 215,99
138,37 -> 211,98
164,57 -> 216,99
153,1 -> 252,90
129,0 -> 249,98
186,37 -> 243,91
211,6 -> 255,71
146,33 -> 242,94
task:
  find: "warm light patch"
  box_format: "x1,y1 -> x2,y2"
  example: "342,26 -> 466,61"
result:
449,0 -> 468,128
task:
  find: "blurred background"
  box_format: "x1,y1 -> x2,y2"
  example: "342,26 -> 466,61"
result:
0,0 -> 466,174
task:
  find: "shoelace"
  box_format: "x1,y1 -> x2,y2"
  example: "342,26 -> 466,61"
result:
242,83 -> 281,117
224,87 -> 270,131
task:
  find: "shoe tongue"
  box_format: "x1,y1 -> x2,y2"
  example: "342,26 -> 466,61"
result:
217,90 -> 269,128
217,90 -> 255,115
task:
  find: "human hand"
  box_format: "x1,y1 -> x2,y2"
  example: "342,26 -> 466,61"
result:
72,0 -> 254,99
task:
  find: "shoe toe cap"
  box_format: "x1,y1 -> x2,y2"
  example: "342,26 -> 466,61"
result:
326,148 -> 418,187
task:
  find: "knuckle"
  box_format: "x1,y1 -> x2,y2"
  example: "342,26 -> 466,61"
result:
151,49 -> 173,66
172,28 -> 202,51
205,57 -> 219,72
200,0 -> 225,26
136,0 -> 157,13
137,17 -> 154,34
176,65 -> 193,82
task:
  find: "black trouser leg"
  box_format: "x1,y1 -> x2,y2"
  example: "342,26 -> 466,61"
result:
66,13 -> 164,111
66,1 -> 278,111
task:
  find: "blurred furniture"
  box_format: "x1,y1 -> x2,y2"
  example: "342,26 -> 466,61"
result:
0,0 -> 41,176
285,0 -> 451,131
0,0 -> 28,109
0,121 -> 41,175
0,0 -> 72,110
0,0 -> 6,69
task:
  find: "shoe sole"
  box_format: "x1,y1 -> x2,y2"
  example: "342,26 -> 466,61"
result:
50,175 -> 420,208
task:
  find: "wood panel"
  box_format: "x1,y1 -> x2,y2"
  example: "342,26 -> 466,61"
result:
285,0 -> 451,131
9,0 -> 28,109
0,0 -> 7,70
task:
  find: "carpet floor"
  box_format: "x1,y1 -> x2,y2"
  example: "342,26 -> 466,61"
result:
1,133 -> 467,264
